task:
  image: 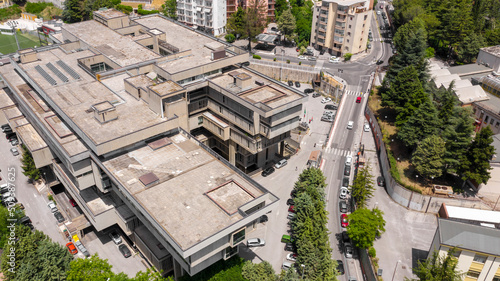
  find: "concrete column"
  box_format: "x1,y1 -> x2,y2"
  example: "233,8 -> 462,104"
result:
229,141 -> 236,165
279,140 -> 285,156
173,258 -> 185,281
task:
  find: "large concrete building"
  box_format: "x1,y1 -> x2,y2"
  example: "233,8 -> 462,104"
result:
0,9 -> 305,279
310,0 -> 372,56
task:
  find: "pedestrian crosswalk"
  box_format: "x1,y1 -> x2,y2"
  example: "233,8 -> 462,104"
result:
324,147 -> 352,156
344,90 -> 364,96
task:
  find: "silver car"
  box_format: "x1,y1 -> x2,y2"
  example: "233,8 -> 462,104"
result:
275,159 -> 288,169
10,147 -> 19,156
109,231 -> 122,245
247,238 -> 266,247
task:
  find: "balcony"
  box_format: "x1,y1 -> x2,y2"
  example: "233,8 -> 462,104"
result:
230,126 -> 261,154
337,9 -> 347,15
201,112 -> 230,141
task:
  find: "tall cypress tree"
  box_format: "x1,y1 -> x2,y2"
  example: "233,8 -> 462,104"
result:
458,126 -> 495,185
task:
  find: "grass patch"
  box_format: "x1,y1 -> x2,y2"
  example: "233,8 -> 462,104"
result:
0,31 -> 40,55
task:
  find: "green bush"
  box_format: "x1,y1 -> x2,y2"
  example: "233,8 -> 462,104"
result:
25,2 -> 54,14
0,4 -> 21,20
225,33 -> 235,43
137,4 -> 159,15
252,54 -> 261,59
368,247 -> 376,257
344,53 -> 353,61
273,57 -> 276,61
48,194 -> 54,202
299,61 -> 302,65
286,59 -> 290,64
115,4 -> 133,14
425,47 -> 435,58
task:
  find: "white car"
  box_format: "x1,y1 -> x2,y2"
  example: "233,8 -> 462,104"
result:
286,253 -> 297,262
321,97 -> 332,104
329,56 -> 340,63
347,121 -> 354,129
376,11 -> 381,15
364,124 -> 370,132
275,159 -> 288,169
47,201 -> 58,213
10,147 -> 19,156
339,187 -> 349,199
247,238 -> 266,247
298,55 -> 306,60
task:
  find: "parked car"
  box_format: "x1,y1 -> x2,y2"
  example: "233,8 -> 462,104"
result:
47,201 -> 58,213
10,147 -> 19,156
341,213 -> 349,228
284,242 -> 296,252
364,124 -> 370,132
298,55 -> 306,60
321,97 -> 332,104
288,205 -> 295,213
344,243 -> 353,258
53,211 -> 65,223
261,167 -> 275,177
247,238 -> 266,247
5,132 -> 15,140
339,200 -> 348,213
275,159 -> 288,169
308,56 -> 317,61
69,198 -> 77,207
260,215 -> 268,222
109,231 -> 122,245
288,81 -> 294,87
304,88 -> 314,94
295,81 -> 300,87
367,43 -> 371,49
74,240 -> 90,257
341,231 -> 350,243
281,234 -> 294,243
1,124 -> 11,132
376,59 -> 384,65
290,189 -> 297,198
329,56 -> 340,63
376,10 -> 381,15
377,176 -> 385,186
287,253 -> 298,262
119,244 -> 132,258
344,165 -> 351,176
10,139 -> 19,146
19,216 -> 33,230
337,260 -> 345,275
66,242 -> 78,255
282,261 -> 294,270
312,92 -> 321,98
321,115 -> 334,122
287,212 -> 296,220
339,187 -> 349,199
342,176 -> 349,188
347,121 -> 354,129
324,104 -> 338,110
286,198 -> 294,205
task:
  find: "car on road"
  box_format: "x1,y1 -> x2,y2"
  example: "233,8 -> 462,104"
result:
10,147 -> 19,156
312,92 -> 321,98
282,261 -> 294,270
324,104 -> 338,110
308,56 -> 317,61
287,253 -> 297,262
119,244 -> 132,258
298,55 -> 306,60
74,240 -> 90,257
47,201 -> 58,213
347,121 -> 354,129
339,200 -> 348,213
69,198 -> 77,207
341,213 -> 349,228
53,211 -> 65,223
66,242 -> 78,255
261,167 -> 275,177
295,81 -> 300,87
275,159 -> 288,169
288,81 -> 294,87
356,96 -> 362,103
321,115 -> 334,122
109,231 -> 122,245
339,187 -> 349,199
376,10 -> 381,15
287,198 -> 294,205
337,260 -> 345,275
367,43 -> 371,49
247,238 -> 266,247
377,176 -> 385,186
321,97 -> 332,104
376,59 -> 384,65
345,155 -> 352,166
344,165 -> 351,176
364,124 -> 370,132
329,56 -> 340,63
304,88 -> 314,94
290,189 -> 297,198
344,243 -> 353,258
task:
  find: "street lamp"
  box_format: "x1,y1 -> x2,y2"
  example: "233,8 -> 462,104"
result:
301,264 -> 305,279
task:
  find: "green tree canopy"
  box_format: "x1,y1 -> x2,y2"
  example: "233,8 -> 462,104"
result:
456,32 -> 485,63
20,144 -> 41,181
277,8 -> 296,41
398,99 -> 440,149
227,7 -> 246,36
346,208 -> 385,249
412,135 -> 446,179
349,165 -> 375,208
407,248 -> 464,281
162,0 -> 178,20
441,106 -> 474,173
458,126 -> 495,185
241,261 -> 276,281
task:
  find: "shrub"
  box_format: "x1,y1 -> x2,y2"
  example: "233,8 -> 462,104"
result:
368,247 -> 376,257
116,4 -> 133,14
299,61 -> 302,65
252,54 -> 261,59
286,59 -> 290,64
425,47 -> 435,58
225,33 -> 235,43
25,2 -> 54,14
0,4 -> 22,21
344,53 -> 353,61
273,57 -> 276,61
48,194 -> 54,202
137,4 -> 159,15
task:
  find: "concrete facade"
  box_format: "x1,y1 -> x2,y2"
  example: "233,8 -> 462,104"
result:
477,46 -> 500,73
0,9 -> 305,279
310,0 -> 372,57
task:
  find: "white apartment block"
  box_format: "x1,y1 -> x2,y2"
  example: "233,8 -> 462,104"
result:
177,0 -> 226,36
310,0 -> 372,57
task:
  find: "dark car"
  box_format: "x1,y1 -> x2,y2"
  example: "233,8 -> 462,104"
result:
304,88 -> 314,94
261,167 -> 275,177
290,189 -> 297,198
119,244 -> 132,258
295,81 -> 300,87
341,231 -> 349,243
260,215 -> 268,222
376,59 -> 384,65
337,260 -> 345,275
344,165 -> 351,176
288,81 -> 294,87
339,200 -> 348,213
53,211 -> 65,223
69,198 -> 77,207
284,243 -> 296,252
324,104 -> 338,110
377,176 -> 385,186
342,177 -> 349,188
286,198 -> 294,205
5,132 -> 15,140
312,92 -> 321,98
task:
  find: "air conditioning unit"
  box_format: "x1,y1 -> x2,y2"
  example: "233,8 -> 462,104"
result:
433,185 -> 453,195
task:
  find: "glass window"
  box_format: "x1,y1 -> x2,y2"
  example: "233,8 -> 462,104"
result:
198,116 -> 203,125
490,118 -> 494,124
473,254 -> 487,263
232,228 -> 245,245
224,246 -> 238,259
484,116 -> 489,123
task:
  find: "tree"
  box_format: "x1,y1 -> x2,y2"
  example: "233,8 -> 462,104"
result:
412,135 -> 446,179
458,126 -> 495,185
162,0 -> 178,20
0,205 -> 25,249
398,99 -> 440,149
226,7 -> 246,37
346,208 -> 385,249
407,248 -> 464,281
350,165 -> 375,208
277,8 -> 296,42
241,261 -> 276,281
67,254 -> 115,280
242,0 -> 268,52
456,32 -> 484,63
62,0 -> 84,22
274,0 -> 288,18
20,144 -> 41,181
441,106 -> 474,173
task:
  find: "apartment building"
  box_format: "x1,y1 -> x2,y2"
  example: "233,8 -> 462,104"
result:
177,0 -> 226,36
429,219 -> 500,281
227,0 -> 276,21
0,9 -> 304,279
310,0 -> 372,57
0,0 -> 11,8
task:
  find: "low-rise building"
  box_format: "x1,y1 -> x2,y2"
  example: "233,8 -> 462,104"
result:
477,45 -> 500,73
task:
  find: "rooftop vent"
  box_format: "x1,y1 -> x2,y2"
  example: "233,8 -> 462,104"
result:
255,80 -> 265,86
91,101 -> 118,124
139,172 -> 160,188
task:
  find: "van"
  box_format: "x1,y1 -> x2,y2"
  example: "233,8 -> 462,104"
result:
347,121 -> 354,129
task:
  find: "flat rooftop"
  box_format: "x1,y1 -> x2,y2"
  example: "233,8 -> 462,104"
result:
94,8 -> 128,19
134,16 -> 233,73
63,20 -> 160,66
18,48 -> 167,147
481,45 -> 500,57
102,132 -> 266,250
475,92 -> 500,114
209,69 -> 303,110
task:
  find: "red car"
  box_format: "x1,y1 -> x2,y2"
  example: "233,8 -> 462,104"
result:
341,214 -> 348,228
66,242 -> 78,255
69,198 -> 77,207
356,97 -> 362,103
288,205 -> 295,213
